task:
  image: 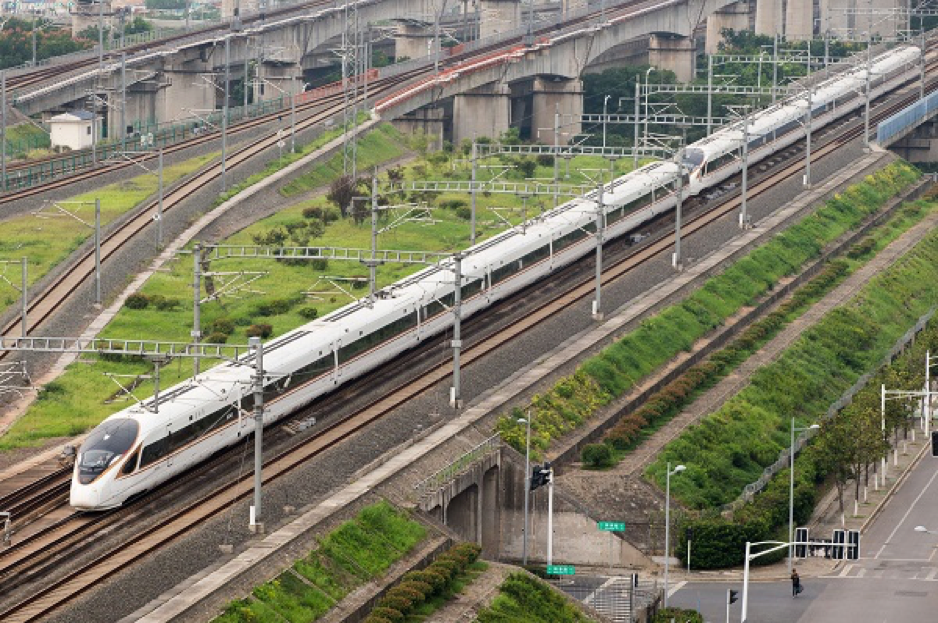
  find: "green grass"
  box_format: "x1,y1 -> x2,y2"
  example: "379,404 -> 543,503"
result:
3,123 -> 50,158
649,214 -> 938,509
494,161 -> 921,459
213,501 -> 427,623
0,125 -> 584,450
0,151 -> 218,310
475,572 -> 598,623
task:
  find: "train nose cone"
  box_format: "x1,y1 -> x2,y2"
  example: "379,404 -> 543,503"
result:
69,482 -> 100,510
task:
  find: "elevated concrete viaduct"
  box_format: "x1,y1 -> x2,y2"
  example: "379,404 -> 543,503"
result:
376,0 -> 743,145
13,0 -> 752,144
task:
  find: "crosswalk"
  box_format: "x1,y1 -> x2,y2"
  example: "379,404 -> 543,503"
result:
821,562 -> 938,582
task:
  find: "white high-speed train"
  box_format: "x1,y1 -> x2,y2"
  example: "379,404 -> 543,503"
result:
70,44 -> 921,510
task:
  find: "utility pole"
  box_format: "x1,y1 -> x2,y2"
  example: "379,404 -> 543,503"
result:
94,199 -> 101,306
157,148 -> 164,247
864,31 -> 872,151
20,256 -> 26,336
290,74 -> 296,153
120,52 -> 127,153
546,464 -> 554,567
633,77 -> 640,169
602,94 -> 610,149
772,33 -> 778,104
450,252 -> 463,409
673,144 -> 685,270
470,141 -> 478,245
368,175 -> 378,303
805,89 -> 813,188
193,243 -> 202,376
592,181 -> 604,320
707,54 -> 713,135
553,105 -> 560,183
250,336 -> 265,534
223,35 -> 230,191
1,70 -> 6,192
740,111 -> 750,228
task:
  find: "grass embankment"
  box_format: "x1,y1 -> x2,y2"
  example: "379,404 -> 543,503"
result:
493,161 -> 921,460
214,113 -> 375,206
0,152 -> 218,308
213,502 -> 427,623
474,572 -> 598,623
656,212 -> 938,568
0,127 -> 647,451
3,123 -> 51,159
364,542 -> 483,623
580,197 -> 938,469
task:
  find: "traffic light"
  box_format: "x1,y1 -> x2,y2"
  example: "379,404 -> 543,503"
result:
530,462 -> 552,491
932,431 -> 938,457
728,589 -> 739,605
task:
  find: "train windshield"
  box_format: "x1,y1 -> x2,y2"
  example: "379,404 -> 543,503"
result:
683,148 -> 705,172
77,418 -> 139,484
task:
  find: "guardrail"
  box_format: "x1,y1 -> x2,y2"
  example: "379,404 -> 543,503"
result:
728,304 -> 938,510
876,88 -> 938,145
413,433 -> 500,502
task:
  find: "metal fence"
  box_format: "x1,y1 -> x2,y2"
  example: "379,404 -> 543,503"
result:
728,305 -> 938,510
413,434 -> 500,503
550,575 -> 659,623
877,88 -> 938,145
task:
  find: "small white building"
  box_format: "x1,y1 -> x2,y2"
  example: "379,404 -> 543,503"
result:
49,110 -> 96,151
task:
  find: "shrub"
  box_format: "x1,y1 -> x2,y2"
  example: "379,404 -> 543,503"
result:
205,331 -> 228,344
152,296 -> 180,311
125,293 -> 150,309
253,298 -> 293,316
653,607 -> 704,623
211,317 -> 236,335
378,592 -> 412,613
367,607 -> 403,623
246,323 -> 273,338
298,307 -> 319,320
455,205 -> 472,221
440,199 -> 467,211
312,258 -> 329,271
536,154 -> 555,167
581,443 -> 613,468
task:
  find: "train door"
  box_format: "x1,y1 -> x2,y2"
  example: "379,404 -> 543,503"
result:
164,423 -> 175,468
333,341 -> 342,381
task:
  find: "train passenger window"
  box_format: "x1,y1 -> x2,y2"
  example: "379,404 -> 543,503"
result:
78,418 -> 140,484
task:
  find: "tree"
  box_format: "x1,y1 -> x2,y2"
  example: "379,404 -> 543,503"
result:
327,175 -> 361,217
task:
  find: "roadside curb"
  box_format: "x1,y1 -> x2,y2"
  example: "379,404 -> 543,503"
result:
861,440 -> 929,534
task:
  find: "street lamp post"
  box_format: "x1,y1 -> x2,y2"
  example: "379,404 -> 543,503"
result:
519,412 -> 532,565
602,94 -> 611,149
742,540 -> 811,621
789,419 -> 819,572
664,462 -> 685,607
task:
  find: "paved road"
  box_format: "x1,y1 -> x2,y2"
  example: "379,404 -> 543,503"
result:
670,451 -> 938,622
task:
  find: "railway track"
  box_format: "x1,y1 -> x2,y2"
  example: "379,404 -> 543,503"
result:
0,0 -> 661,349
0,50 -> 932,622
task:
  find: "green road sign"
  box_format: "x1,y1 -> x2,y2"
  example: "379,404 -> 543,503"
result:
546,564 -> 576,575
598,521 -> 626,531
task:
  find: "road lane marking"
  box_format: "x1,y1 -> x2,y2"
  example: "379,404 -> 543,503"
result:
839,564 -> 854,577
668,580 -> 687,598
875,468 -> 938,560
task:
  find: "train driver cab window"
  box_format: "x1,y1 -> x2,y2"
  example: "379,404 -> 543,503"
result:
121,446 -> 141,476
77,418 -> 140,485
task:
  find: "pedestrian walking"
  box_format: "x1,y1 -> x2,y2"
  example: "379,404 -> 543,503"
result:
791,569 -> 802,597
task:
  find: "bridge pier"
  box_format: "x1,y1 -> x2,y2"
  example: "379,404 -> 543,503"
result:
71,0 -> 114,36
888,118 -> 938,163
824,0 -> 902,40
395,23 -> 434,61
785,0 -> 815,40
479,0 -> 521,40
754,0 -> 783,36
393,106 -> 445,151
531,77 -> 582,145
158,68 -> 219,129
705,1 -> 750,54
648,34 -> 696,84
255,61 -> 304,105
453,82 -> 512,145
